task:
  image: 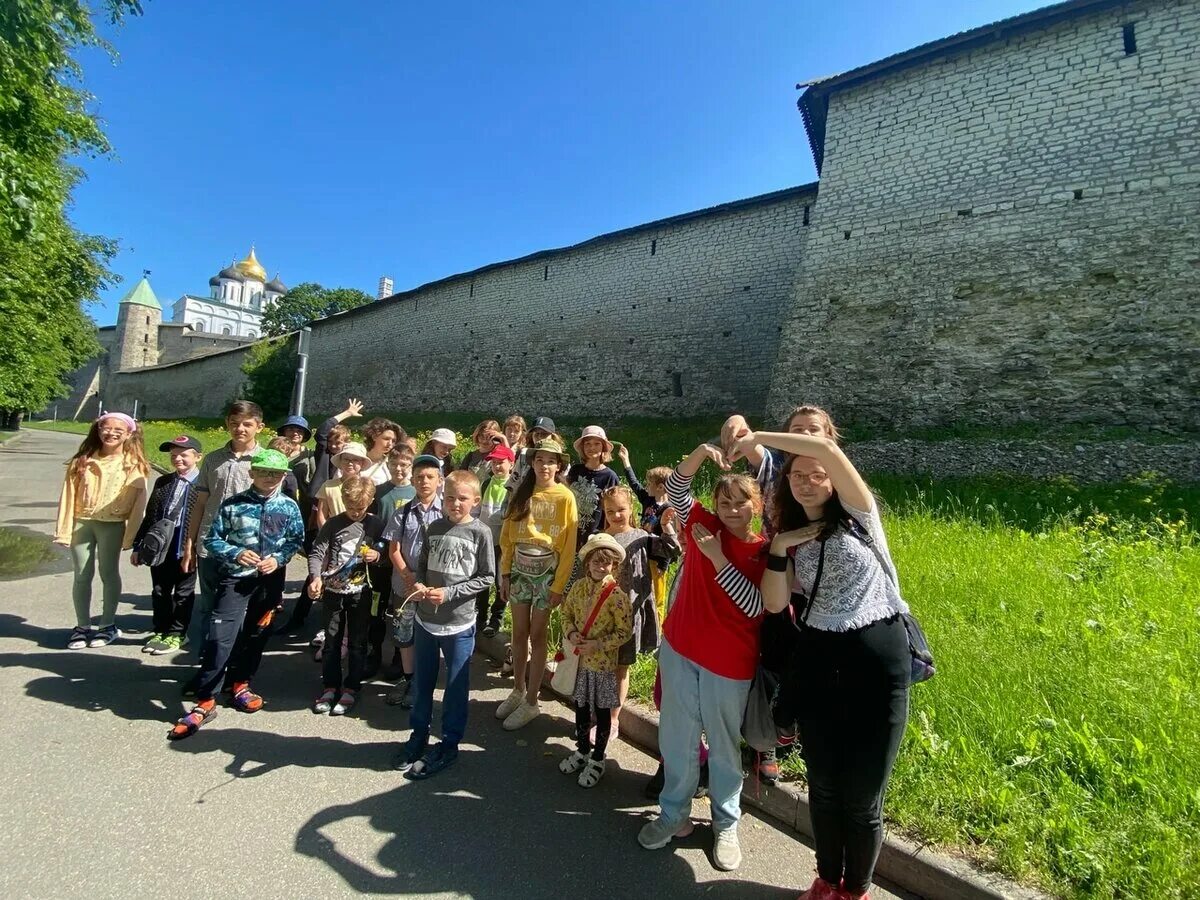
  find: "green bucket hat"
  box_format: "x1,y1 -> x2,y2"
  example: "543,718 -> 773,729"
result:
249,448 -> 291,472
527,438 -> 570,470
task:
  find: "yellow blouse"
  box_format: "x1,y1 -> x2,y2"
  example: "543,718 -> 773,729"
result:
499,481 -> 579,593
560,575 -> 632,673
55,453 -> 149,548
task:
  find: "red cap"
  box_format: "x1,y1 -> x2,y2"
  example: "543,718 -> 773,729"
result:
485,445 -> 516,463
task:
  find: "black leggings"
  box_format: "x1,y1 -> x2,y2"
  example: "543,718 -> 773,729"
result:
792,615 -> 909,895
574,703 -> 612,761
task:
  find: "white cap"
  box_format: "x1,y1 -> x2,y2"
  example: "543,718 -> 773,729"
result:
430,428 -> 457,446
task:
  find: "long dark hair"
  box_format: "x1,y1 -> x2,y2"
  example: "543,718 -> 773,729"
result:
505,454 -> 564,522
770,453 -> 850,539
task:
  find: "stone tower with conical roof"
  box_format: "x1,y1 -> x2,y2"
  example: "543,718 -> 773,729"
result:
112,274 -> 161,370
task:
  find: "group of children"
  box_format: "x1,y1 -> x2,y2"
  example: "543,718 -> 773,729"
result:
55,402 -> 681,786
55,397 -> 911,898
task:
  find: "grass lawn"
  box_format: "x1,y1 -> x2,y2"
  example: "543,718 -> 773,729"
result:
0,526 -> 58,577
27,413 -> 1200,897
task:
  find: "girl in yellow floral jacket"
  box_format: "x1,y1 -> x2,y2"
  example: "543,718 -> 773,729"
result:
55,413 -> 150,650
558,533 -> 632,788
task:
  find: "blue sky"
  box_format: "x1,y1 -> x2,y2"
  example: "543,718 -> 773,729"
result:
76,0 -> 1045,324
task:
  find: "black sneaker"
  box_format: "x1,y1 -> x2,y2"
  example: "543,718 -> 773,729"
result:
645,761 -> 665,799
483,616 -> 501,638
385,676 -> 413,709
392,734 -> 428,772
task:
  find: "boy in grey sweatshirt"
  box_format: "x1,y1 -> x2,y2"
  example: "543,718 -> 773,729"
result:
394,470 -> 494,778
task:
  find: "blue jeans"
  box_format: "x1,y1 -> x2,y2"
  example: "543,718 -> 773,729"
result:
409,622 -> 475,749
187,555 -> 223,650
657,638 -> 752,832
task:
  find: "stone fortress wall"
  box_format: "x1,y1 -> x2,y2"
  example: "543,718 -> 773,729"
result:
103,0 -> 1199,433
767,0 -> 1199,431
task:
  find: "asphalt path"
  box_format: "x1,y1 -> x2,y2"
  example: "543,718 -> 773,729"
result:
0,428 -> 911,900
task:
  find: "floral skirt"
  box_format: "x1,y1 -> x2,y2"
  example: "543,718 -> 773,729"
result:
573,668 -> 619,710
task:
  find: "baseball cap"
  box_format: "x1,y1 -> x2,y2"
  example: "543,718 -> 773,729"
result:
249,448 -> 291,472
159,434 -> 202,453
485,444 -> 516,463
412,453 -> 443,470
530,416 -> 556,434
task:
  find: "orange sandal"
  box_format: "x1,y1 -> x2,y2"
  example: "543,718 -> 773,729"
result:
168,702 -> 217,740
230,684 -> 263,713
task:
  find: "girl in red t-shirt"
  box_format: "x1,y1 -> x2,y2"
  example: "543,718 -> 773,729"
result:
636,442 -> 766,873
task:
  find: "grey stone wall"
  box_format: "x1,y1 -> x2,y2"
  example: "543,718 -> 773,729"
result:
106,344 -> 252,420
300,187 -> 813,419
767,0 -> 1200,431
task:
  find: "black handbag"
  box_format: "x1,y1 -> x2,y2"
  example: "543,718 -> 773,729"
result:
135,479 -> 188,568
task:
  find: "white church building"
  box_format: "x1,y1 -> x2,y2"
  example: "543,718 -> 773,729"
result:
169,246 -> 286,338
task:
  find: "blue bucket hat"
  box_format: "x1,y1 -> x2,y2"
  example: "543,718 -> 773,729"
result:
278,415 -> 312,442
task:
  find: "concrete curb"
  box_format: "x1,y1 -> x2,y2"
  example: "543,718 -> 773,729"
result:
474,630 -> 1050,900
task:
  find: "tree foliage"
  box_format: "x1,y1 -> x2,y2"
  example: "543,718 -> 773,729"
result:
241,334 -> 297,421
260,282 -> 373,337
0,0 -> 144,423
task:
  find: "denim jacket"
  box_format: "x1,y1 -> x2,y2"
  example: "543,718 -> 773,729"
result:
203,487 -> 305,578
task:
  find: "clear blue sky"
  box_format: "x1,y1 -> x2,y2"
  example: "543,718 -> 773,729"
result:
76,0 -> 1045,325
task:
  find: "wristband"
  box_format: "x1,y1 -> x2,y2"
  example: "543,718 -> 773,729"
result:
766,552 -> 789,572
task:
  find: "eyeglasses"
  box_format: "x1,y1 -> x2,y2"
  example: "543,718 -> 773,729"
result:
787,471 -> 830,485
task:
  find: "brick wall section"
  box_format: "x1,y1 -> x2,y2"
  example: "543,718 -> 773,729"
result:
767,0 -> 1200,430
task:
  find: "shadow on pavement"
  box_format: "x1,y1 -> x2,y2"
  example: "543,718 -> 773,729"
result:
168,727 -> 398,778
293,769 -> 797,899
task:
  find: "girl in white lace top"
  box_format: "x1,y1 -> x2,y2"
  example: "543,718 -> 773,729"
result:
733,429 -> 910,900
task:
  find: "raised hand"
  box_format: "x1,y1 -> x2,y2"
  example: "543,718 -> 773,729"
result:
344,398 -> 364,418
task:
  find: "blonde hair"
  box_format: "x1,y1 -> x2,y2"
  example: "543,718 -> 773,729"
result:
340,475 -> 376,506
329,423 -> 352,444
601,484 -> 635,512
785,404 -> 841,444
445,469 -> 481,497
645,466 -> 672,491
267,436 -> 293,454
471,419 -> 501,444
714,473 -> 762,513
503,415 -> 527,449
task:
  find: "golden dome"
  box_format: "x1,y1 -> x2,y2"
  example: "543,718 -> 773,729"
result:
236,245 -> 267,282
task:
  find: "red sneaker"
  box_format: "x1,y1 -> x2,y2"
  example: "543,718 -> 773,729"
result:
797,878 -> 841,900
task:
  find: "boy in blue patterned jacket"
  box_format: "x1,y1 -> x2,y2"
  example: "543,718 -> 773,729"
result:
170,449 -> 305,739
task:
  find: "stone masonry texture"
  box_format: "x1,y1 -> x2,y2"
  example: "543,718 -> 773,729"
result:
767,0 -> 1199,431
102,0 -> 1198,437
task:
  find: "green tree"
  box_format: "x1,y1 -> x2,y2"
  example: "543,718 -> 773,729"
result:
0,0 -> 144,428
259,282 -> 373,337
241,334 -> 298,421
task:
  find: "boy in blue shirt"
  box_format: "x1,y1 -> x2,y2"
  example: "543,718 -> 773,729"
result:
169,449 -> 304,740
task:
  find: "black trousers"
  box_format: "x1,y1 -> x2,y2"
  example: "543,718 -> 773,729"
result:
196,573 -> 279,701
150,555 -> 196,637
366,563 -> 392,663
289,527 -> 320,625
321,588 -> 372,690
574,702 -> 613,761
792,615 -> 910,895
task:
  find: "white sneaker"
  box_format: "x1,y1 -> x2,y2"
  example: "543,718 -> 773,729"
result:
637,816 -> 694,850
494,688 -> 524,720
502,699 -> 540,731
713,828 -> 742,871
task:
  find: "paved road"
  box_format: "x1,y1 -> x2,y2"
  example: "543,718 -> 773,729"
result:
0,429 -> 912,900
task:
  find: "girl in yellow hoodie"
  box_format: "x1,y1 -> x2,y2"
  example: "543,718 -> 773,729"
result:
55,413 -> 150,649
495,438 -> 578,730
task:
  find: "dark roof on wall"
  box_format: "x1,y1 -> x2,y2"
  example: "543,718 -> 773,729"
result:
797,0 -> 1127,173
367,183 -> 818,313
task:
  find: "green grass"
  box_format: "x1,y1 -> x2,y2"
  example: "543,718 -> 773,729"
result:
0,526 -> 58,577
27,413 -> 1200,898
